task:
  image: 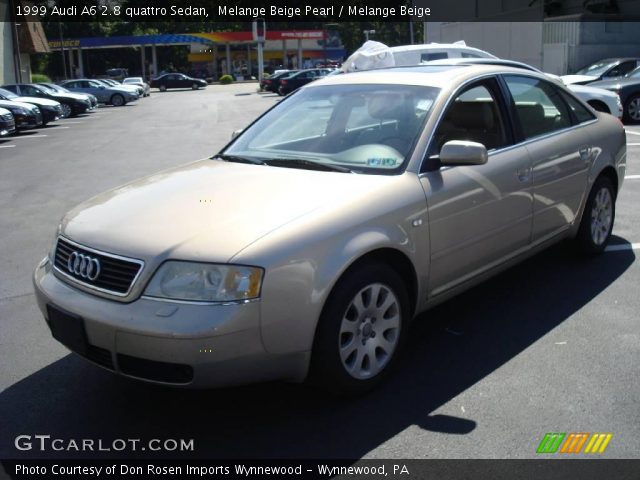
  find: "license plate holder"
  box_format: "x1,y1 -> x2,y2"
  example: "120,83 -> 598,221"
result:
47,305 -> 88,356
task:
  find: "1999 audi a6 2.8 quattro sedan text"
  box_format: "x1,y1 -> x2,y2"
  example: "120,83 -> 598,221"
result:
34,65 -> 626,394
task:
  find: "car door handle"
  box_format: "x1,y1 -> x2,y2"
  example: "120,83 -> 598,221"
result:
516,167 -> 531,182
579,146 -> 592,160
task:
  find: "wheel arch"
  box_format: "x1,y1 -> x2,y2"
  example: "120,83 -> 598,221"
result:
331,247 -> 419,319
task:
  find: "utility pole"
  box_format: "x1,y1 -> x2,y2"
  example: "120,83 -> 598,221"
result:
253,18 -> 266,84
58,22 -> 68,79
9,0 -> 23,82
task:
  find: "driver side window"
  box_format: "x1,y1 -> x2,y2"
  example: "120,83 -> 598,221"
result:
431,80 -> 509,156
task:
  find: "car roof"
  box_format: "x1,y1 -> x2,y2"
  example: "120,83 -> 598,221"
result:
423,58 -> 541,72
311,64 -> 546,89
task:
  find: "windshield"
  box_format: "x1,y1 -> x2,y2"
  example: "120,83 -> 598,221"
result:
0,88 -> 18,99
124,78 -> 142,83
576,60 -> 617,77
223,84 -> 439,174
38,85 -> 57,93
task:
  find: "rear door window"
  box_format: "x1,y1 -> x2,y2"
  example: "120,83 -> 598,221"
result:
503,75 -> 572,140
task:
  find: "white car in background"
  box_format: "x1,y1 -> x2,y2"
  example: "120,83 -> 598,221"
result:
424,58 -> 623,118
341,41 -> 496,73
389,41 -> 496,65
123,77 -> 151,97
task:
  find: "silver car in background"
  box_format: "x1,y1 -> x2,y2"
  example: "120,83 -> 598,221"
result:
60,79 -> 138,106
34,65 -> 626,394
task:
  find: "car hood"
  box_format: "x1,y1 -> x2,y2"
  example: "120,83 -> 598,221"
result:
52,92 -> 89,102
588,77 -> 640,90
49,93 -> 81,102
14,96 -> 60,106
110,87 -> 137,95
561,74 -> 598,85
61,159 -> 394,263
568,83 -> 618,98
0,100 -> 38,112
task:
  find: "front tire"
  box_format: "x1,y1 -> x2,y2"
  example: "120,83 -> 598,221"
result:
159,85 -> 167,92
310,263 -> 409,396
624,94 -> 640,123
192,83 -> 200,90
60,103 -> 72,118
576,175 -> 615,255
110,94 -> 125,107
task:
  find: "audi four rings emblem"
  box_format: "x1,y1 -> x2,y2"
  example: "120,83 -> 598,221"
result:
67,251 -> 101,281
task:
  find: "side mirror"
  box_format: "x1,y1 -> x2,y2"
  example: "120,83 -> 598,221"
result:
439,140 -> 488,166
231,129 -> 243,140
99,85 -> 106,89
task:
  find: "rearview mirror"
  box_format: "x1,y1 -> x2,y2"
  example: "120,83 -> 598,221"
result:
231,129 -> 243,140
439,140 -> 488,166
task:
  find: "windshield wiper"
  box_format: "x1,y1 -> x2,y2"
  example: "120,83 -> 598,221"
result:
264,158 -> 353,173
212,154 -> 266,165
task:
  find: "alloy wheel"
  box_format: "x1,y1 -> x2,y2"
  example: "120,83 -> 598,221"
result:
338,283 -> 401,380
627,96 -> 640,122
60,104 -> 72,118
590,186 -> 613,246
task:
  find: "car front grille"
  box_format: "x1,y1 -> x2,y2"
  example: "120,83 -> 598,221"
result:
53,237 -> 143,296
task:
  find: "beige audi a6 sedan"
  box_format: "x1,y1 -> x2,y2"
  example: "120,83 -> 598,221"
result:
34,65 -> 626,394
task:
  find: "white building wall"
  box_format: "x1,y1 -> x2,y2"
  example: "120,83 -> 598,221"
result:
426,21 -> 544,69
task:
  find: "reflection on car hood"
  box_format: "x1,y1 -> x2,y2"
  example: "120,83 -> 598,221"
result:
53,92 -> 89,101
588,77 -> 640,90
109,87 -> 137,95
61,159 -> 393,262
0,100 -> 39,112
568,83 -> 619,98
14,96 -> 60,106
561,74 -> 598,85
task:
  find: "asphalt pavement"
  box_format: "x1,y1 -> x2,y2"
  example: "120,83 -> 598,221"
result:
0,83 -> 638,460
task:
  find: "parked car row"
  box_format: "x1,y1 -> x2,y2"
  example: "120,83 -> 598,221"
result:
0,77 -> 150,141
60,79 -> 142,106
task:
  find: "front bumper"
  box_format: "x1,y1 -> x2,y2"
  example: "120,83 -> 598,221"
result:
41,108 -> 61,123
14,113 -> 42,129
33,258 -> 307,387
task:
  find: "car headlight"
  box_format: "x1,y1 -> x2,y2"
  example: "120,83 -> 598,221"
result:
14,107 -> 30,115
144,261 -> 263,302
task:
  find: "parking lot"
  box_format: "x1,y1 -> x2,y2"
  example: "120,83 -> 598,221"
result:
0,83 -> 639,460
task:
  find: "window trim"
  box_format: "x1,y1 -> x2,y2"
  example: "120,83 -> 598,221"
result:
501,73 -> 581,142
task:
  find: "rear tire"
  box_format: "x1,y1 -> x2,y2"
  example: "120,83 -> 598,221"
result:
110,94 -> 125,107
309,263 -> 409,396
575,175 -> 615,255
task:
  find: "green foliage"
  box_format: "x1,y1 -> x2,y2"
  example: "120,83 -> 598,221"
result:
219,75 -> 234,85
31,73 -> 52,83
